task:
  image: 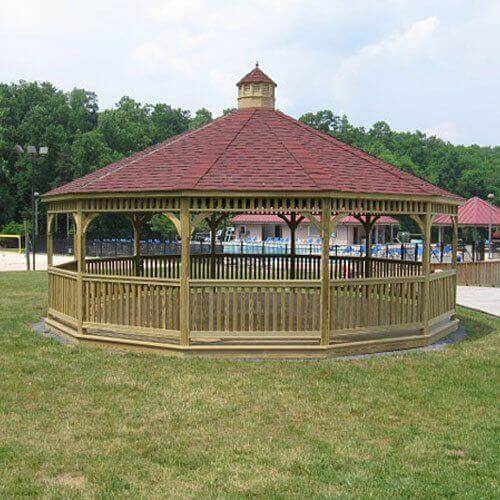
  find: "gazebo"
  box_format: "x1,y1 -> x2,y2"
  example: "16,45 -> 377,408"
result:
43,64 -> 462,358
434,196 -> 500,245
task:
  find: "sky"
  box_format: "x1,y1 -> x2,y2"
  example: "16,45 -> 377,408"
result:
1,0 -> 499,146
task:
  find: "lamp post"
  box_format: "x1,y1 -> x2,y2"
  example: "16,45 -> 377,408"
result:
487,193 -> 494,259
14,145 -> 49,270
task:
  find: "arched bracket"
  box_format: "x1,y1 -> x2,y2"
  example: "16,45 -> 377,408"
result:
47,213 -> 56,236
276,212 -> 305,230
353,213 -> 380,234
410,214 -> 436,236
71,212 -> 99,235
164,212 -> 181,235
330,213 -> 349,234
297,211 -> 320,231
190,213 -> 209,236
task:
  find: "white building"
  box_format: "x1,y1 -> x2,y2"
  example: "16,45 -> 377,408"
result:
231,214 -> 398,245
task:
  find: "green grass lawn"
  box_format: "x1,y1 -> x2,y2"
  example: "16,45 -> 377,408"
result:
0,271 -> 498,497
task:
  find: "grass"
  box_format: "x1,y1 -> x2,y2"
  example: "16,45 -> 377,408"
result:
0,271 -> 498,497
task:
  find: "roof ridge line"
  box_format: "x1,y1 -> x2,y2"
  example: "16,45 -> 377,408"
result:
261,111 -> 323,190
79,113 -> 229,190
274,110 -> 440,196
193,109 -> 257,188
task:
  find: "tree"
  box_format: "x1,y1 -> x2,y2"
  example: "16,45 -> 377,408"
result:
189,108 -> 213,129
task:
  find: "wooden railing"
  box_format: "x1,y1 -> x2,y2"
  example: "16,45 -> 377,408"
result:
85,256 -> 136,276
190,281 -> 321,337
83,254 -> 421,281
329,276 -> 423,332
431,260 -> 499,287
83,275 -> 180,334
57,260 -> 78,271
429,270 -> 456,320
47,264 -> 455,343
48,267 -> 78,320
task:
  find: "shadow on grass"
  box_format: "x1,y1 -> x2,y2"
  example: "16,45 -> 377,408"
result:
457,305 -> 499,343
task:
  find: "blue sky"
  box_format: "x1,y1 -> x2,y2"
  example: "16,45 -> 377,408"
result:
1,0 -> 499,145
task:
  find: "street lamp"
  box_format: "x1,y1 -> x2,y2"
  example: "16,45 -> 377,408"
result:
487,193 -> 494,259
14,145 -> 49,270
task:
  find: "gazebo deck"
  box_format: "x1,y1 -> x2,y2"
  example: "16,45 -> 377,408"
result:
46,254 -> 457,358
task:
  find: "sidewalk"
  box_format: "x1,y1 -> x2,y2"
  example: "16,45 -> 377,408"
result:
0,251 -> 72,271
456,286 -> 500,317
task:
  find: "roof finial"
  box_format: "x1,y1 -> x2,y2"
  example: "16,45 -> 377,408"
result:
255,61 -> 259,68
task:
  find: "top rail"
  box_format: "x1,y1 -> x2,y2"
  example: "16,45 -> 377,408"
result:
79,253 -> 422,281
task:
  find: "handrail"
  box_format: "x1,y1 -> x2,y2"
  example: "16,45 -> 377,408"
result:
48,266 -> 78,278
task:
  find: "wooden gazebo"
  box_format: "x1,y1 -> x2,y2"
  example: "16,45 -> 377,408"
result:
43,64 -> 462,358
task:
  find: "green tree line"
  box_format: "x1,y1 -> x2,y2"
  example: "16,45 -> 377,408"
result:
0,82 -> 498,236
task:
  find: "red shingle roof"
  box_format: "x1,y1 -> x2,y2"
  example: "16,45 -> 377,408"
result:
237,64 -> 276,86
231,214 -> 398,225
45,107 -> 458,199
434,197 -> 500,226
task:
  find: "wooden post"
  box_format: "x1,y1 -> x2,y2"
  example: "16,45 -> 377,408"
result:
320,199 -> 331,346
364,219 -> 373,278
277,212 -> 304,280
210,214 -> 217,279
420,204 -> 433,335
451,215 -> 458,269
180,198 -> 191,345
131,214 -> 146,276
47,213 -> 54,268
451,215 -> 458,320
74,208 -> 85,335
355,214 -> 378,278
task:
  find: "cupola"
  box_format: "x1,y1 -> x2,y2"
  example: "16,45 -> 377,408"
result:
236,62 -> 277,109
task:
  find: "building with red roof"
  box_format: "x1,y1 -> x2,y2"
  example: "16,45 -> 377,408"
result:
230,214 -> 399,244
434,196 -> 499,227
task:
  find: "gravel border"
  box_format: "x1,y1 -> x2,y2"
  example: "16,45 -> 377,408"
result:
33,319 -> 467,361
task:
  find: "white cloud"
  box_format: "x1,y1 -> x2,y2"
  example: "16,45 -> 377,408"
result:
331,16 -> 440,108
424,121 -> 461,142
0,0 -> 498,144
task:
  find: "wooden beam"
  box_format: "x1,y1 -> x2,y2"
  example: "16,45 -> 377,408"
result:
73,207 -> 85,335
179,198 -> 190,345
451,215 -> 458,320
420,204 -> 436,335
320,199 -> 332,346
130,214 -> 149,276
46,213 -> 55,268
164,212 -> 181,235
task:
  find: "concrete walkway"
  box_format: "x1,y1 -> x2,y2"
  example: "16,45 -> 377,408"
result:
457,286 -> 500,317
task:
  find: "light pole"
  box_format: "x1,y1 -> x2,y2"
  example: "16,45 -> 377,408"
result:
487,193 -> 494,259
15,145 -> 49,270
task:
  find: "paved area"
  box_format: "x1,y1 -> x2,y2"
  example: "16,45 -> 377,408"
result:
457,286 -> 500,317
0,251 -> 72,271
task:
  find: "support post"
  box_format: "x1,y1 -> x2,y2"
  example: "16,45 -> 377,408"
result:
47,213 -> 54,268
320,199 -> 331,346
277,212 -> 304,280
420,204 -> 434,336
451,215 -> 458,320
355,214 -> 379,278
74,208 -> 86,335
131,214 -> 146,276
210,214 -> 217,279
180,198 -> 191,346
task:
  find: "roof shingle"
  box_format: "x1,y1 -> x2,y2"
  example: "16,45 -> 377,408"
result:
237,64 -> 276,86
434,197 -> 500,225
45,107 -> 458,199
